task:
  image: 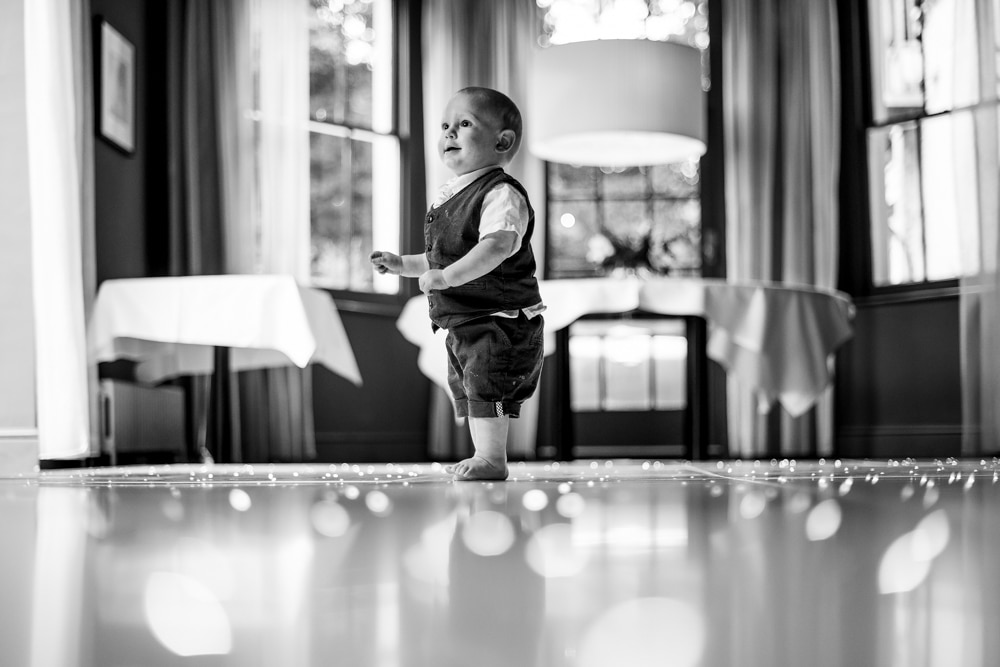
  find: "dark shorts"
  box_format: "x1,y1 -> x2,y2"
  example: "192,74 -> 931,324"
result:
445,314 -> 545,419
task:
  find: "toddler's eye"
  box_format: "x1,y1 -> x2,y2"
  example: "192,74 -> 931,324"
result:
460,120 -> 471,127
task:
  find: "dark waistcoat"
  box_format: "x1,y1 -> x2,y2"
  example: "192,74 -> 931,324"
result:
424,168 -> 541,330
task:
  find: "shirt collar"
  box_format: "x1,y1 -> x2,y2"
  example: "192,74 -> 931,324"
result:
446,165 -> 503,195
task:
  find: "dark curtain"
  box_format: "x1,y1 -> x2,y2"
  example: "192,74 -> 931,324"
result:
166,0 -> 224,278
166,0 -> 223,461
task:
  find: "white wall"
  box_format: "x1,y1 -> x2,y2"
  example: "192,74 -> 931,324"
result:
0,0 -> 40,475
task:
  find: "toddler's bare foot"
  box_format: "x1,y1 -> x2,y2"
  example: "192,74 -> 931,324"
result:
446,455 -> 509,481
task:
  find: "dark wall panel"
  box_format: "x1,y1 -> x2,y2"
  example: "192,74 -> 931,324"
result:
312,308 -> 431,462
92,0 -> 169,282
835,297 -> 963,457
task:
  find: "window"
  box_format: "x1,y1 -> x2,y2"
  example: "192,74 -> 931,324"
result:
866,0 -> 997,287
308,0 -> 399,294
570,318 -> 687,412
546,162 -> 702,278
536,0 -> 709,279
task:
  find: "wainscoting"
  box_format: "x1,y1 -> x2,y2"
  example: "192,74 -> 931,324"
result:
835,293 -> 965,458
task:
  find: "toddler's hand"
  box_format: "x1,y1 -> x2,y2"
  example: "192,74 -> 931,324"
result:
370,251 -> 402,275
418,270 -> 449,294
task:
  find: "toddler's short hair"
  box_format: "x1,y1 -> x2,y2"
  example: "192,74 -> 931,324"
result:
457,86 -> 522,158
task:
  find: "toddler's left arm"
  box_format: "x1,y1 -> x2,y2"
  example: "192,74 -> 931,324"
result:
418,231 -> 516,294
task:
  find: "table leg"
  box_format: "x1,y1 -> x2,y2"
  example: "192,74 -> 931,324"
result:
210,346 -> 234,463
684,317 -> 709,460
194,374 -> 213,463
554,326 -> 575,461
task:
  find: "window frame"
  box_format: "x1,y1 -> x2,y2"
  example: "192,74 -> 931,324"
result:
315,0 -> 426,310
850,0 -> 997,298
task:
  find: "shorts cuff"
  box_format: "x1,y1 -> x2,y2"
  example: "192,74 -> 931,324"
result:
467,400 -> 521,419
453,398 -> 469,418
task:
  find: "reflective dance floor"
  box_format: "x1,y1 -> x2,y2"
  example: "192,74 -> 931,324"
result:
3,458 -> 999,666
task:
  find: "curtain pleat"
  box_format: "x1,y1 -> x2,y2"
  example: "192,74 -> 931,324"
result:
74,0 -> 100,456
175,2 -> 225,277
723,0 -> 841,457
213,0 -> 257,275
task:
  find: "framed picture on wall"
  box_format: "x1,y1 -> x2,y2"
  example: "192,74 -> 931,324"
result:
97,19 -> 135,154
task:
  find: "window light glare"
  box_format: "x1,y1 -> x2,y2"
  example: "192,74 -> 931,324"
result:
144,572 -> 232,657
560,213 -> 576,228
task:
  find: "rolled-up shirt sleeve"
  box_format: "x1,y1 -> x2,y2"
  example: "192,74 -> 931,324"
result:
478,184 -> 529,257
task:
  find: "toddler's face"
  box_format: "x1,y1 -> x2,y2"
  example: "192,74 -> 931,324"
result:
438,93 -> 505,176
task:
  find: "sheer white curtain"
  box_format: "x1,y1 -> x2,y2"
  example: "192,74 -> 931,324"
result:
216,0 -> 310,279
723,0 -> 841,457
25,0 -> 94,460
422,0 -> 543,459
214,0 -> 315,460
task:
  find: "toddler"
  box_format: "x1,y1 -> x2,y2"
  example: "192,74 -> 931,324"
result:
370,87 -> 544,481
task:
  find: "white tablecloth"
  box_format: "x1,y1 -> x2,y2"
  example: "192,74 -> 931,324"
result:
89,275 -> 362,386
396,277 -> 854,417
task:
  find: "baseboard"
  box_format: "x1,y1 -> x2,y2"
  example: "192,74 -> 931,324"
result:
0,431 -> 38,477
314,431 -> 428,463
835,424 -> 964,459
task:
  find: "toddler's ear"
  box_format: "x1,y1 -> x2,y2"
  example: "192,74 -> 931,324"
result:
495,129 -> 516,154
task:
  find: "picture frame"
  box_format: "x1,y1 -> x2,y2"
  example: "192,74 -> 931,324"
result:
96,19 -> 135,154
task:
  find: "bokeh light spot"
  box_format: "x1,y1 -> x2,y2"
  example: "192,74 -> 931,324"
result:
525,523 -> 588,577
878,532 -> 931,594
365,490 -> 393,516
144,572 -> 232,657
228,488 -> 252,512
462,511 -> 515,557
556,492 -> 586,518
739,491 -> 766,519
805,498 -> 842,541
310,499 -> 351,537
522,489 -> 549,512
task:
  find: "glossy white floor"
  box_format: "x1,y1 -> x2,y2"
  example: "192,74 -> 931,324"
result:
2,458 -> 999,667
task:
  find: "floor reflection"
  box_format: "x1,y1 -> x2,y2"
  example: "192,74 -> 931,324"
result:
2,458 -> 999,666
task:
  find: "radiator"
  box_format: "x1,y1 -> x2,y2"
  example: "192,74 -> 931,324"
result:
100,380 -> 186,464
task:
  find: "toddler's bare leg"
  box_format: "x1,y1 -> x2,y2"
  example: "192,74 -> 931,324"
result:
447,416 -> 509,481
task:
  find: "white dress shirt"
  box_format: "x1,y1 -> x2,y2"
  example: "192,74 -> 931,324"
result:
432,165 -> 530,256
